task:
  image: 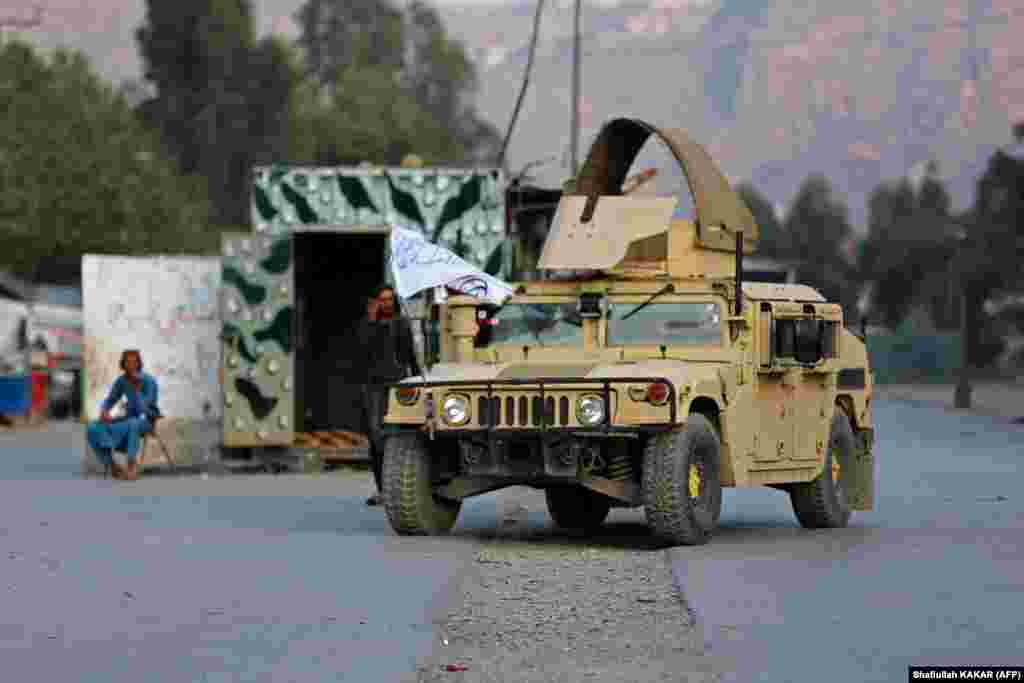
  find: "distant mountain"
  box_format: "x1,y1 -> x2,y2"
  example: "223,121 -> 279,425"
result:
9,0 -> 1024,231
441,0 -> 1024,230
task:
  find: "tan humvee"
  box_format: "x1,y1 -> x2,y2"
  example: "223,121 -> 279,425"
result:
380,118 -> 875,546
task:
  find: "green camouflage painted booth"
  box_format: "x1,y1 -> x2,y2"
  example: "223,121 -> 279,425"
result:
220,165 -> 507,451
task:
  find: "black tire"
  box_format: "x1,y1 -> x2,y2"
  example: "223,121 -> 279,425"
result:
788,407 -> 854,529
382,432 -> 461,535
642,413 -> 723,546
545,485 -> 612,531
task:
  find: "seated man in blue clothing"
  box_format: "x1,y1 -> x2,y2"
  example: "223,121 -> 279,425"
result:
86,349 -> 160,481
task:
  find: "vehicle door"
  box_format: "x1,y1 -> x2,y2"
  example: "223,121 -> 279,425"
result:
762,303 -> 839,464
788,304 -> 841,464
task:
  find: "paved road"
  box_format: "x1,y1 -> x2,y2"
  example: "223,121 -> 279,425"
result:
0,421 -> 510,683
671,399 -> 1024,682
3,397 -> 1023,682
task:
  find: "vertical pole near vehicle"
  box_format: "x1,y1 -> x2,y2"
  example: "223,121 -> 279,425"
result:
569,0 -> 582,176
954,233 -> 972,410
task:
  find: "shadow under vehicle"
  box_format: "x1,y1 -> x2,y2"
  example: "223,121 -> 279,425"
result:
380,118 -> 876,546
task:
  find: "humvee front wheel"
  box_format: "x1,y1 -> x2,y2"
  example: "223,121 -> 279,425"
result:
545,485 -> 612,531
382,433 -> 461,535
643,413 -> 723,546
788,407 -> 854,529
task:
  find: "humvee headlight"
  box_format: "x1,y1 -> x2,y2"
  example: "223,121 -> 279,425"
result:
576,394 -> 606,426
396,386 -> 420,405
441,394 -> 471,426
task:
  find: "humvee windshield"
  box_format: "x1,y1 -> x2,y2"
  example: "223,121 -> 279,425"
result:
607,302 -> 723,346
481,302 -> 583,347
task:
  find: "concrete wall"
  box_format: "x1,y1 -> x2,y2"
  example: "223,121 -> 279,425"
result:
80,255 -> 223,470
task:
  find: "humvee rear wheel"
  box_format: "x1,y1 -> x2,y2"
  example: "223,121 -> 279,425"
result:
382,433 -> 461,535
788,407 -> 854,529
545,485 -> 612,531
642,413 -> 723,546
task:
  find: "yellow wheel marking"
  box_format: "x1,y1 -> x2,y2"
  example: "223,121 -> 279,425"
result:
689,464 -> 701,499
832,458 -> 841,484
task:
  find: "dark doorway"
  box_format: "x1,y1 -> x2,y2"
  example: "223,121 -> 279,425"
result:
293,231 -> 387,433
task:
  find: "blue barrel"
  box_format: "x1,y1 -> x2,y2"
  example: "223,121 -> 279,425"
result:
0,375 -> 31,415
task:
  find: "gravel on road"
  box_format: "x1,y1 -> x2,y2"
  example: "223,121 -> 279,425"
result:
408,499 -> 720,683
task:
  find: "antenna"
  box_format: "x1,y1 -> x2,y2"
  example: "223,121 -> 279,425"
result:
569,0 -> 582,175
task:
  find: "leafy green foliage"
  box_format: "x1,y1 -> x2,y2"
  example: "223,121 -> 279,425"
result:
736,182 -> 786,258
782,175 -> 859,319
292,0 -> 501,167
135,0 -> 303,226
0,40 -> 214,279
294,0 -> 405,88
287,67 -> 426,166
971,140 -> 1024,293
858,164 -> 970,331
860,179 -> 929,328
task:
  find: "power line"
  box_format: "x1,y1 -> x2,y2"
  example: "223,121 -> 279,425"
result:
497,0 -> 546,174
569,0 -> 581,175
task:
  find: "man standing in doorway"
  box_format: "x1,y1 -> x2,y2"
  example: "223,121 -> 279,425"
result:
357,285 -> 421,506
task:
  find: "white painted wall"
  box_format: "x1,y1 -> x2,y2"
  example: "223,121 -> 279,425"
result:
81,255 -> 221,421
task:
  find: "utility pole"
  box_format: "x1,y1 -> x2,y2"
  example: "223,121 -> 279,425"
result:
954,230 -> 972,409
954,0 -> 980,410
569,0 -> 582,176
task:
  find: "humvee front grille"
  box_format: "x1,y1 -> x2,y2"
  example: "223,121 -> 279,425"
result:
478,394 -> 574,427
386,377 -> 678,432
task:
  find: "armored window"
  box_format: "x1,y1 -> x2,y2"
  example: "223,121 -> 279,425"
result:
607,302 -> 723,347
476,303 -> 583,347
774,319 -> 796,358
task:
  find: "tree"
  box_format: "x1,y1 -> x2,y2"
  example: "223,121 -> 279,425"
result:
914,165 -> 959,329
861,179 -> 929,328
0,40 -> 214,279
294,0 -> 405,98
784,175 -> 858,317
955,124 -> 1024,368
972,125 -> 1024,293
736,182 -> 787,258
293,0 -> 501,166
288,66 -> 425,165
407,0 -> 502,164
858,163 -> 961,330
135,0 -> 303,226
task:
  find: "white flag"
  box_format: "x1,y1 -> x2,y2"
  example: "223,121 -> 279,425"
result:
388,227 -> 515,304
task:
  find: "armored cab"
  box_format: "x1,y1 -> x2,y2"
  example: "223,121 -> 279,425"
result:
380,118 -> 875,545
